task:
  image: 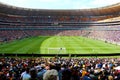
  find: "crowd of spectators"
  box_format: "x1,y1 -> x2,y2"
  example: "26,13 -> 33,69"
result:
88,16 -> 120,45
0,57 -> 120,80
89,30 -> 120,44
0,27 -> 120,45
0,30 -> 29,42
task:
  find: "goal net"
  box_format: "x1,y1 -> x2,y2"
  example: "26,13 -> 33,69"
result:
48,47 -> 66,54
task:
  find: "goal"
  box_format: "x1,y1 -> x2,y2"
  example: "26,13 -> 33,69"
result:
48,47 -> 66,54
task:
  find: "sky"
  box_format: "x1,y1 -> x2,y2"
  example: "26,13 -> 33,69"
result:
0,0 -> 120,9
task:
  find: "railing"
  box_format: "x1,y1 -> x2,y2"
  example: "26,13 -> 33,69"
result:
0,53 -> 120,57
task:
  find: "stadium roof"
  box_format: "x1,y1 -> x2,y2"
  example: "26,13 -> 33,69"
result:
0,2 -> 120,16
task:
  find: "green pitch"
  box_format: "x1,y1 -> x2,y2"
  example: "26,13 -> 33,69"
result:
0,36 -> 120,54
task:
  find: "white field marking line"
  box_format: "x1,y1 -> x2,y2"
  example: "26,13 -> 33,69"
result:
45,46 -> 120,48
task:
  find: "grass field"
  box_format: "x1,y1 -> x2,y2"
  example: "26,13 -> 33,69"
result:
0,36 -> 120,54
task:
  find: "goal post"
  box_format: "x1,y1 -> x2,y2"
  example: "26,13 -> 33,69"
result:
48,47 -> 66,54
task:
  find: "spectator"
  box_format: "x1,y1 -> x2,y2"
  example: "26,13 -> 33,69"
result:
43,69 -> 58,80
21,68 -> 31,80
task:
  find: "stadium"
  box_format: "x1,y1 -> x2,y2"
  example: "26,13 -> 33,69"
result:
0,2 -> 120,57
0,1 -> 120,80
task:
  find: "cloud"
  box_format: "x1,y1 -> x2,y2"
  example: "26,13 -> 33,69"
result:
91,0 -> 120,7
0,0 -> 29,7
0,0 -> 119,9
37,0 -> 57,3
